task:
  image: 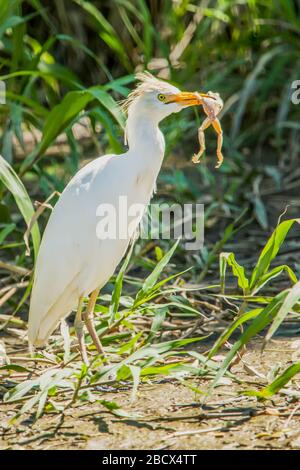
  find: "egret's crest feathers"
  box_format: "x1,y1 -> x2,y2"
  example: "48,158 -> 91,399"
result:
121,71 -> 174,113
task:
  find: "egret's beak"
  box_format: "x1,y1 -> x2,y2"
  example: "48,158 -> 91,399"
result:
165,91 -> 213,107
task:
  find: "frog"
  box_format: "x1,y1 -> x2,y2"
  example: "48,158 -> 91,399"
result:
192,91 -> 224,169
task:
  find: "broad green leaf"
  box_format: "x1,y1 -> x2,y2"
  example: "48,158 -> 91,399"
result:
252,264 -> 298,295
250,218 -> 299,290
0,364 -> 31,373
0,154 -> 40,259
220,252 -> 249,294
4,378 -> 39,402
20,86 -> 124,173
88,87 -> 124,129
92,336 -> 205,383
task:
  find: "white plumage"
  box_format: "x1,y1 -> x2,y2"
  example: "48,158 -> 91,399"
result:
28,72 -> 208,359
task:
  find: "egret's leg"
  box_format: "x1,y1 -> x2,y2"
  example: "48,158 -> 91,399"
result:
74,296 -> 88,365
83,288 -> 106,357
192,117 -> 212,163
212,118 -> 224,168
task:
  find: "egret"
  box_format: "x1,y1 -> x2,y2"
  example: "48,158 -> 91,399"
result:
28,72 -> 211,363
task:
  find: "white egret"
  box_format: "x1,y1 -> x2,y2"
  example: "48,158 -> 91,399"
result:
28,72 -> 210,363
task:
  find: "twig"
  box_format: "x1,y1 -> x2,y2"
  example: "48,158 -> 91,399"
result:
0,261 -> 29,276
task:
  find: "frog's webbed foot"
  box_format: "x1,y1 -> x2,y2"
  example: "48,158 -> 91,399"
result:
215,151 -> 224,168
192,153 -> 200,164
192,117 -> 212,164
212,118 -> 224,169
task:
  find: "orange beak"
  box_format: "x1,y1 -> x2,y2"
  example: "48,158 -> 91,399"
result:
165,91 -> 213,106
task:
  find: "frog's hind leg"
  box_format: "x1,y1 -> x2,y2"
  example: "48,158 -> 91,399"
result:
212,118 -> 224,168
192,117 -> 211,164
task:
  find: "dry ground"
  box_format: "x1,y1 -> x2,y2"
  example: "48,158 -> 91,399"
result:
1,336 -> 300,450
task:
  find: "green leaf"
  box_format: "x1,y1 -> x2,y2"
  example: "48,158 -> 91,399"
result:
109,243 -> 134,325
245,362 -> 300,399
252,264 -> 298,295
208,308 -> 263,360
231,45 -> 286,140
0,363 -> 31,373
0,154 -> 40,259
4,378 -> 39,402
220,252 -> 249,294
98,399 -> 137,418
20,86 -> 124,173
88,87 -> 124,129
0,11 -> 39,40
264,280 -> 300,345
147,307 -> 168,343
210,290 -> 288,390
92,336 -> 205,384
73,0 -> 130,68
250,219 -> 299,290
253,196 -> 268,230
0,223 -> 16,244
135,239 -> 180,304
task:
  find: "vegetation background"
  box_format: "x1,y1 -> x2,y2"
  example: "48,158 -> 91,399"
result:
0,0 -> 300,450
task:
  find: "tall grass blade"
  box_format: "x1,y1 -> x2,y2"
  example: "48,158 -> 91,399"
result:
245,362 -> 300,399
264,280 -> 300,345
0,155 -> 40,259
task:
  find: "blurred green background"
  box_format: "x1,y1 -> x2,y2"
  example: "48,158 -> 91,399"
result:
0,0 -> 300,294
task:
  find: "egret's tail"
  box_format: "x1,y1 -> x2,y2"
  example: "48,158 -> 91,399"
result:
28,282 -> 78,347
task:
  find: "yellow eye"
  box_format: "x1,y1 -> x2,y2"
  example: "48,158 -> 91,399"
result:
157,93 -> 166,102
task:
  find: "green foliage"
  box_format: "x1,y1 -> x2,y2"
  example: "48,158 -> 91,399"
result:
0,154 -> 40,259
209,218 -> 300,390
220,218 -> 299,297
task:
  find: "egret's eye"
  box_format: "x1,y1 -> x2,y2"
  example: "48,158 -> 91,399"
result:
157,93 -> 166,102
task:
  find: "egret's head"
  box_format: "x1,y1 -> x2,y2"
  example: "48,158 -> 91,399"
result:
122,72 -> 211,123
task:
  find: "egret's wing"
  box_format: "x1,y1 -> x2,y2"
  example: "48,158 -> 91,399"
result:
28,156 -> 112,346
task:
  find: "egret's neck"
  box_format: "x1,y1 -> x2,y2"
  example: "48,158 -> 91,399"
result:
125,110 -> 165,162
